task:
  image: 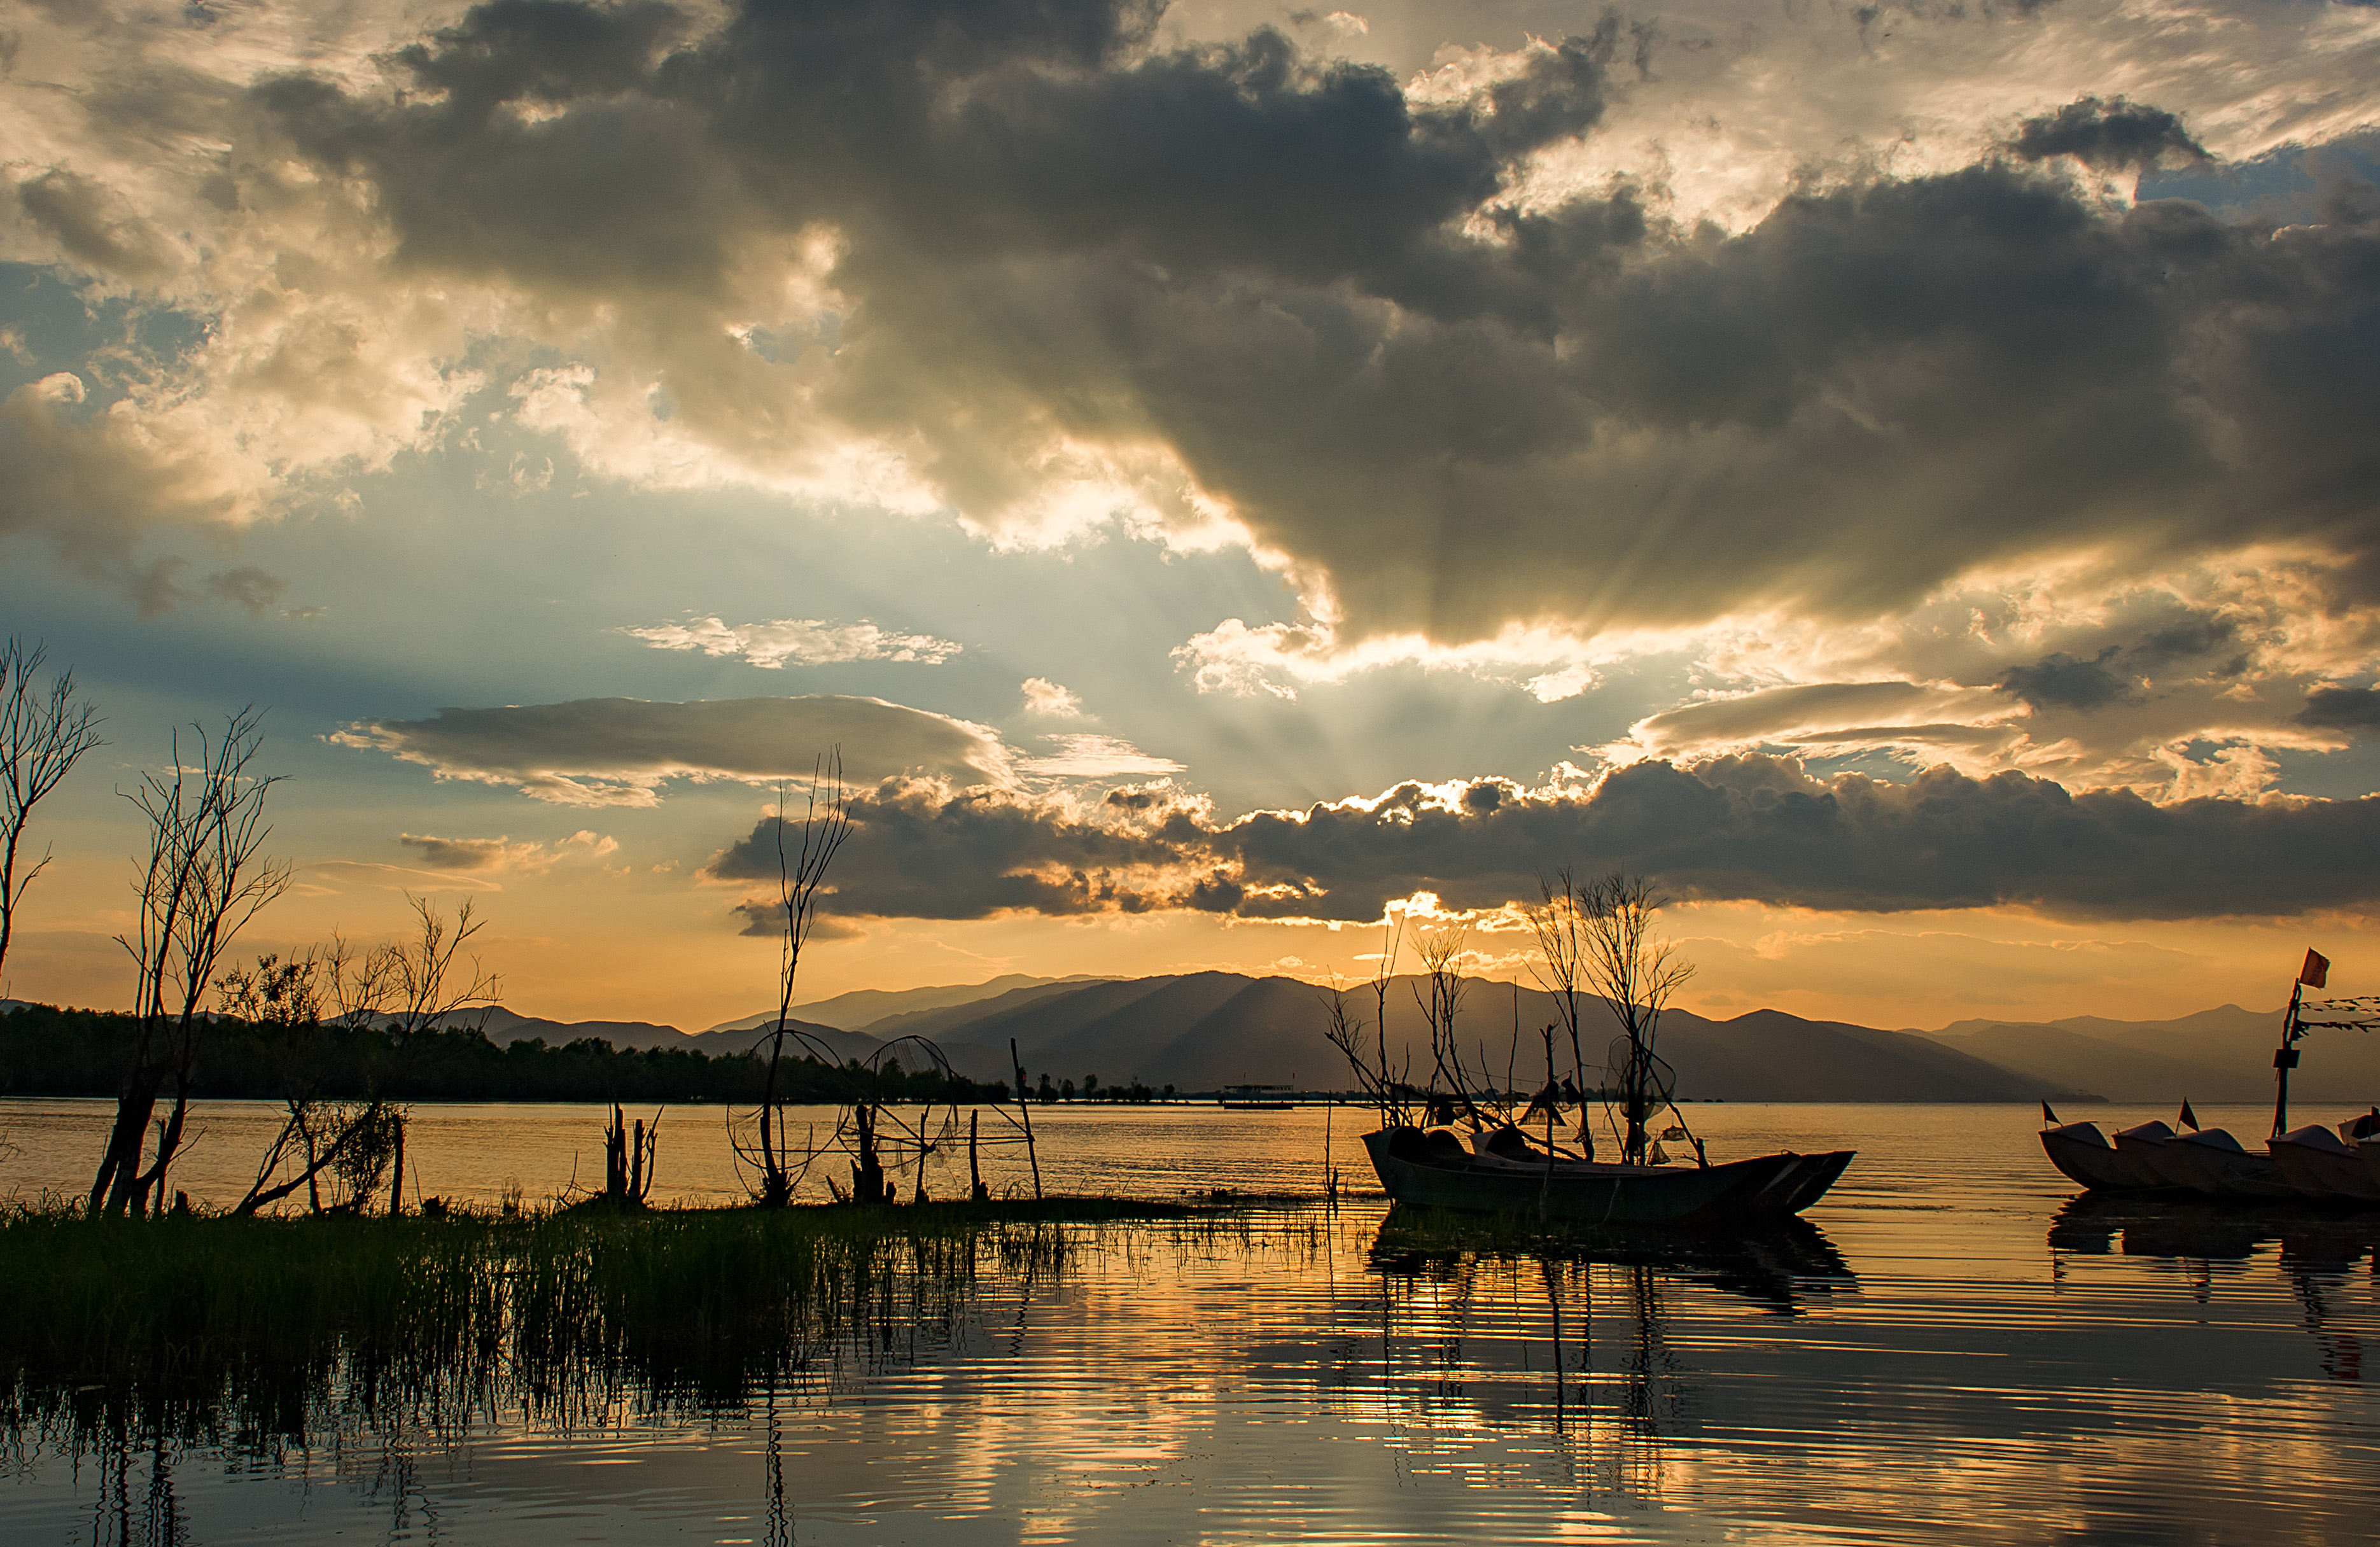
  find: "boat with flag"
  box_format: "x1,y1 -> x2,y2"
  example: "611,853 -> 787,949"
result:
2040,949 -> 2380,1205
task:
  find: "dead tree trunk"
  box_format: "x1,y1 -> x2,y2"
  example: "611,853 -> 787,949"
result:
90,710 -> 287,1217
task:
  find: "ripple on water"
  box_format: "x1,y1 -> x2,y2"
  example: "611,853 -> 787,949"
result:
0,1102 -> 2375,1543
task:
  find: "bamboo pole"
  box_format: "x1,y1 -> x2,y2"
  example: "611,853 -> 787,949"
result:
1012,1038 -> 1042,1200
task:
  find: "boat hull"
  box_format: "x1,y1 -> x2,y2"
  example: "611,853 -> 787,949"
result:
2040,1123 -> 2164,1191
2272,1126 -> 2380,1202
1362,1128 -> 1852,1225
2167,1130 -> 2304,1200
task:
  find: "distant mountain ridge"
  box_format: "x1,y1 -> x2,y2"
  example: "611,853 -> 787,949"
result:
11,983 -> 2355,1103
858,974 -> 2099,1102
703,974 -> 1110,1034
1921,1005 -> 2380,1102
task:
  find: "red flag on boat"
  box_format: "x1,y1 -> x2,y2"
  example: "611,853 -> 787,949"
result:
2178,1100 -> 2199,1131
2300,949 -> 2330,988
2041,1100 -> 2061,1126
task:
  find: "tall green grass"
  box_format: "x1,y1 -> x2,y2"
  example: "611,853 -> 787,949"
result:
0,1197 -> 1196,1449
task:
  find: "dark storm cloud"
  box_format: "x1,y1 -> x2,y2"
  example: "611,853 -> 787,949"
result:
1998,614 -> 2240,710
2000,650 -> 2132,710
709,779 -> 1236,920
2297,685 -> 2380,731
706,756 -> 2380,924
2010,95 -> 2209,172
241,1 -> 2380,645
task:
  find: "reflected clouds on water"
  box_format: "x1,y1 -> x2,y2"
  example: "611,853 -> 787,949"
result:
4,1103 -> 2377,1544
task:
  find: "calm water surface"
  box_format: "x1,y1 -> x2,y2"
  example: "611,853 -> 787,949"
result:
2,1100 -> 2376,1544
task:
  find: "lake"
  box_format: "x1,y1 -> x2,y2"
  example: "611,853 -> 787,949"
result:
3,1099 -> 2376,1544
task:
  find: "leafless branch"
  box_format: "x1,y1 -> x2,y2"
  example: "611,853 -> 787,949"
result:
90,708 -> 288,1216
0,637 -> 103,986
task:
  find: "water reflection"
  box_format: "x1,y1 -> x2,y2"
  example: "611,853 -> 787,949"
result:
1348,1207 -> 1857,1500
7,1172 -> 2379,1544
1371,1205 -> 1856,1314
2050,1193 -> 2378,1383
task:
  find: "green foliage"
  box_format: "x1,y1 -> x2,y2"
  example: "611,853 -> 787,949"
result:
0,1004 -> 1009,1105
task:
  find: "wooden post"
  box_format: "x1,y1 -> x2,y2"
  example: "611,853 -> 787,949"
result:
2272,982 -> 2305,1139
969,1109 -> 987,1201
1012,1037 -> 1042,1200
388,1115 -> 406,1217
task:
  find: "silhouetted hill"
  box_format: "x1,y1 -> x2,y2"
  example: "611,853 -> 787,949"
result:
921,974 -> 2089,1101
855,978 -> 1131,1044
1924,1004 -> 2380,1102
426,1007 -> 877,1066
705,974 -> 1109,1034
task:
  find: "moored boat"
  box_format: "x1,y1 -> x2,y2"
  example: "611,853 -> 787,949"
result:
2040,1119 -> 2167,1191
2110,1119 -> 2188,1187
2038,950 -> 2380,1205
2271,1124 -> 2380,1202
1336,871 -> 1856,1227
1363,1126 -> 1853,1225
2166,1127 -> 2302,1199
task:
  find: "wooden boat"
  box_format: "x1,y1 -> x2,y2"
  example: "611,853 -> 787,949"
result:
1362,1126 -> 1853,1225
2271,1124 -> 2380,1202
2040,1120 -> 2167,1191
1345,881 -> 1852,1226
2164,1127 -> 2302,1198
2110,1119 -> 2188,1186
2040,955 -> 2380,1204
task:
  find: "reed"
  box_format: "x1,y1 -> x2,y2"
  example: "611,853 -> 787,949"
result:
0,1195 -> 1201,1447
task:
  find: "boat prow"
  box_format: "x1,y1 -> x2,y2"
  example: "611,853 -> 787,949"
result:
1362,1127 -> 1852,1226
2040,1121 -> 2149,1191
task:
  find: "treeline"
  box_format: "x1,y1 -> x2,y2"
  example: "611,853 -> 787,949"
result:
0,1004 -> 1012,1107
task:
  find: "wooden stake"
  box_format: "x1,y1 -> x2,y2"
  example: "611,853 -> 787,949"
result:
1012,1037 -> 1042,1200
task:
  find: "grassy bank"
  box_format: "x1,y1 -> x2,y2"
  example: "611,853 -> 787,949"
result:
0,1196 -> 1206,1445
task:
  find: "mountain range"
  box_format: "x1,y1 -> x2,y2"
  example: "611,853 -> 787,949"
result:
8,979 -> 2364,1104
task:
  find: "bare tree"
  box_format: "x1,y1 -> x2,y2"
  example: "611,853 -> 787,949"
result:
89,710 -> 290,1217
1523,867 -> 1593,1156
211,945 -> 399,1217
1578,872 -> 1695,1166
377,895 -> 501,1213
735,753 -> 853,1207
1413,925 -> 1491,1127
321,928 -> 402,1028
0,638 -> 103,987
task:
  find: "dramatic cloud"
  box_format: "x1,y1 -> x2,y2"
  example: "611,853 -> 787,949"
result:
708,756 -> 2380,925
337,695 -> 1012,806
2297,685 -> 2380,732
40,0 -> 2363,657
626,617 -> 963,668
398,829 -> 619,872
2008,97 -> 2209,173
0,373 -> 265,612
8,0 -> 2380,815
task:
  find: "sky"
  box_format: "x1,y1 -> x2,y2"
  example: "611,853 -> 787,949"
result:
3,0 -> 2379,1034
